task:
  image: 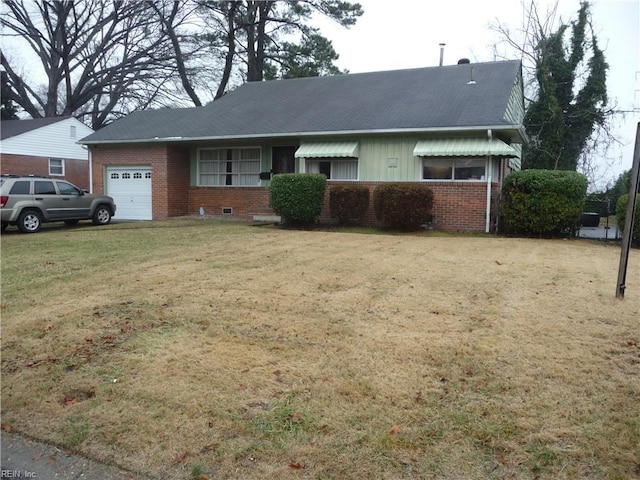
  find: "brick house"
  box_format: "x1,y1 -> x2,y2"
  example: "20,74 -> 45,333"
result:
1,117 -> 94,189
80,60 -> 525,231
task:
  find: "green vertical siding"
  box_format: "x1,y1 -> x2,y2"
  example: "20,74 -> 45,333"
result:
504,71 -> 525,125
358,137 -> 421,181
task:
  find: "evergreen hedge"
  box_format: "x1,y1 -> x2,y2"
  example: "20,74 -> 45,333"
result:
373,183 -> 434,230
500,169 -> 587,236
329,185 -> 370,224
269,174 -> 327,225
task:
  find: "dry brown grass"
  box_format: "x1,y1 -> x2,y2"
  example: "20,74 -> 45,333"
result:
1,219 -> 639,479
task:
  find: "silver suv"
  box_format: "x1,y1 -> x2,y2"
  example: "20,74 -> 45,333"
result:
1,175 -> 116,233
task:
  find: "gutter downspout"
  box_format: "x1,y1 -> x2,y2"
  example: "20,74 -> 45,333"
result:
486,173 -> 492,233
485,129 -> 492,233
88,146 -> 93,194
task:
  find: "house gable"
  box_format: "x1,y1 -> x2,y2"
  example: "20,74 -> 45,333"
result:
1,117 -> 94,160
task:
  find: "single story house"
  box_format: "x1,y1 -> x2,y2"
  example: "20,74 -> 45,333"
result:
80,59 -> 525,231
1,117 -> 94,189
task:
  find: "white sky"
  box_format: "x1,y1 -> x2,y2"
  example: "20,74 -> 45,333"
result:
314,0 -> 640,189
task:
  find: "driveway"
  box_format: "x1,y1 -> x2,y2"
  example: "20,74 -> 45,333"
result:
1,431 -> 152,480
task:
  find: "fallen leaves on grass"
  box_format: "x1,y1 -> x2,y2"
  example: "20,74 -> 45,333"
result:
60,388 -> 95,406
172,450 -> 189,464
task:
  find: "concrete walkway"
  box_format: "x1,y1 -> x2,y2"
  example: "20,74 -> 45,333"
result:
1,431 -> 152,479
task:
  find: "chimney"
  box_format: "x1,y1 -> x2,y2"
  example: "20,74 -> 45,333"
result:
439,43 -> 446,66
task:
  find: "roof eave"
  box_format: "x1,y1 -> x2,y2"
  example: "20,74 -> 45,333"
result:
81,125 -> 526,146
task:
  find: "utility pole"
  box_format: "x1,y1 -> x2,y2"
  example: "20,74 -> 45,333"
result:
616,122 -> 640,298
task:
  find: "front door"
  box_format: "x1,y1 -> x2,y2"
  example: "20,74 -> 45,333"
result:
271,146 -> 297,175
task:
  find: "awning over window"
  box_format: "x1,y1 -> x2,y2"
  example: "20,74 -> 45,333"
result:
295,142 -> 359,158
413,138 -> 518,157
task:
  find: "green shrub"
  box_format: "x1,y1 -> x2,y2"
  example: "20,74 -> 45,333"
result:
615,193 -> 640,245
373,183 -> 434,230
329,185 -> 370,224
500,169 -> 587,236
270,174 -> 327,225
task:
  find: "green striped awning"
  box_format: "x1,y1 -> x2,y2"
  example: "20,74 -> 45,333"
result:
295,142 -> 359,158
413,138 -> 518,157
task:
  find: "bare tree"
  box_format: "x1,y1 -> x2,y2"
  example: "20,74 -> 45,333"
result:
0,0 -> 192,129
1,0 -> 363,126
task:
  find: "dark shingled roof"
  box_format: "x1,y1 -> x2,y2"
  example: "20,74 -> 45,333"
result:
1,116 -> 71,140
81,60 -> 522,144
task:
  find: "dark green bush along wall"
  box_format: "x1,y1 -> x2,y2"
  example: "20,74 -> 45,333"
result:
269,174 -> 327,225
329,185 -> 370,224
501,169 -> 588,236
373,183 -> 434,230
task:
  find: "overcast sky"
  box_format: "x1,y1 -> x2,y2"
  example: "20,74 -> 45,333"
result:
314,0 -> 639,189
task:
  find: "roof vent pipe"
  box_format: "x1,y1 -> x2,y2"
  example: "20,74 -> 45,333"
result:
467,67 -> 476,85
439,43 -> 445,66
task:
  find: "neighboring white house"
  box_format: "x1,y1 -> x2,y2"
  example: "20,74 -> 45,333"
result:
1,117 -> 94,189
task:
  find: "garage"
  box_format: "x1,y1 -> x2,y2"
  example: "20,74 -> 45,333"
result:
106,167 -> 152,220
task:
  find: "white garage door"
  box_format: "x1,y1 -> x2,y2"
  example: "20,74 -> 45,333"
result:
106,167 -> 152,220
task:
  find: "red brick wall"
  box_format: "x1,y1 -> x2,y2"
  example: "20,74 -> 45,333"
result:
90,144 -> 500,231
1,153 -> 89,189
189,187 -> 273,218
319,181 -> 500,232
91,144 -> 192,220
188,181 -> 499,232
165,147 -> 191,218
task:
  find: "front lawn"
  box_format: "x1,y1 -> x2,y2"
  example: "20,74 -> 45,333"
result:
1,219 -> 638,479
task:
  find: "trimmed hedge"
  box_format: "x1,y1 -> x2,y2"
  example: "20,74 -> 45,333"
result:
373,183 -> 434,230
269,174 -> 327,225
500,169 -> 587,236
615,193 -> 640,245
329,185 -> 370,224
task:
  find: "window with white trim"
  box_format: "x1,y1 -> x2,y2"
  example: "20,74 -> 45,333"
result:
198,148 -> 261,186
422,157 -> 486,180
49,158 -> 65,176
306,158 -> 358,180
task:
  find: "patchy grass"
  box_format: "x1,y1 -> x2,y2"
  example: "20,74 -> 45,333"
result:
1,219 -> 639,479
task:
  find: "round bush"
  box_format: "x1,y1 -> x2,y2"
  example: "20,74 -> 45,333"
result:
329,185 -> 370,224
501,169 -> 587,236
373,183 -> 434,230
269,174 -> 327,225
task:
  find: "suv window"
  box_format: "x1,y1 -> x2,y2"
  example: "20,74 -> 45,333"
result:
34,181 -> 56,195
9,181 -> 31,195
57,181 -> 82,195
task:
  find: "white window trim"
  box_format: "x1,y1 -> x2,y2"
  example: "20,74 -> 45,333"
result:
49,158 -> 65,176
197,147 -> 262,187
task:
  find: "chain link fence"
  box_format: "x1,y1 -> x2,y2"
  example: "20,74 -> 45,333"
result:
577,199 -> 621,240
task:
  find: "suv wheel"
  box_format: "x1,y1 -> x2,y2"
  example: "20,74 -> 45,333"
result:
92,205 -> 112,225
17,209 -> 42,233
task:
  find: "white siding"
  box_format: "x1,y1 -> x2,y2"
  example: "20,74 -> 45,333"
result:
0,118 -> 93,160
